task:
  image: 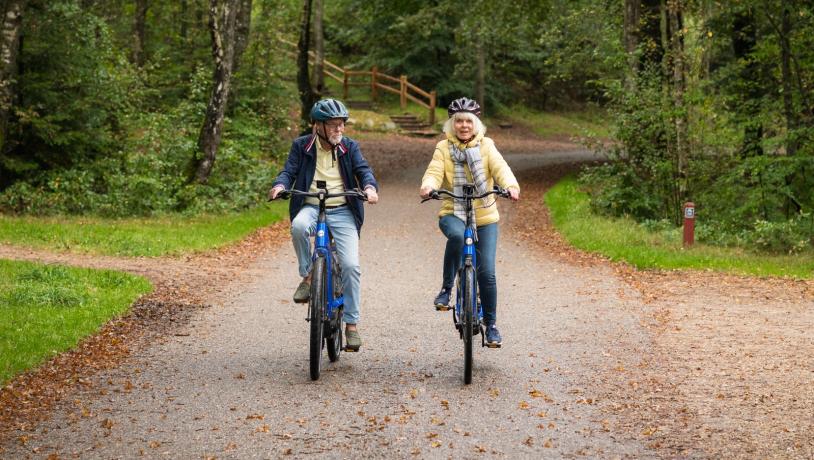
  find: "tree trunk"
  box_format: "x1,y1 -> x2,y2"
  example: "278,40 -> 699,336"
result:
639,0 -> 664,72
311,0 -> 324,95
667,0 -> 689,202
232,0 -> 251,72
779,4 -> 797,156
623,0 -> 639,89
475,34 -> 485,116
732,7 -> 763,157
0,0 -> 25,155
131,0 -> 148,67
191,0 -> 239,184
297,0 -> 316,132
180,0 -> 188,42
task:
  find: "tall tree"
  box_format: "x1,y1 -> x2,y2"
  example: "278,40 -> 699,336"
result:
131,0 -> 149,67
666,0 -> 689,202
0,0 -> 26,154
297,0 -> 316,132
191,0 -> 239,184
731,6 -> 763,157
311,0 -> 324,95
623,0 -> 640,89
233,0 -> 251,71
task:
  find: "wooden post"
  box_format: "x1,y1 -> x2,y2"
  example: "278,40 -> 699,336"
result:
371,66 -> 378,102
343,69 -> 349,100
400,75 -> 407,110
429,90 -> 436,126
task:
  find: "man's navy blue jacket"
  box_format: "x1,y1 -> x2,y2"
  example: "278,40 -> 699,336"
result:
272,134 -> 378,234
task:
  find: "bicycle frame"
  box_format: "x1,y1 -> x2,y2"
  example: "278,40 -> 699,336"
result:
312,213 -> 342,318
456,185 -> 482,329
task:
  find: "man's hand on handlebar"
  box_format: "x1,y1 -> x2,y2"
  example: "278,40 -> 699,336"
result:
364,186 -> 379,204
268,185 -> 285,201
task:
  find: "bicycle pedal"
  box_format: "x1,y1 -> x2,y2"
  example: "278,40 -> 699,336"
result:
435,304 -> 452,311
343,346 -> 360,352
484,342 -> 502,349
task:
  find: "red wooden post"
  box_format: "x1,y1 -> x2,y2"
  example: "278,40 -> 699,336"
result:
371,66 -> 378,102
400,75 -> 407,109
683,202 -> 695,247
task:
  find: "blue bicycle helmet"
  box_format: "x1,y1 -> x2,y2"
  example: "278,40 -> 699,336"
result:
310,99 -> 350,122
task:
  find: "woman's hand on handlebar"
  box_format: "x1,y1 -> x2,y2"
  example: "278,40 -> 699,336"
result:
419,185 -> 434,199
507,187 -> 520,202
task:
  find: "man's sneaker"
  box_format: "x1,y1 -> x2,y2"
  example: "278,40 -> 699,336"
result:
434,288 -> 452,311
484,324 -> 502,348
293,279 -> 310,303
345,328 -> 362,352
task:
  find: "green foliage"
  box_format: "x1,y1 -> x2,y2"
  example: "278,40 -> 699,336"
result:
547,176 -> 814,278
1,1 -> 143,183
0,201 -> 288,257
0,0 -> 299,217
0,259 -> 152,384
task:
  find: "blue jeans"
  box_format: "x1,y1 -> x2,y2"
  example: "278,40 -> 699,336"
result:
291,205 -> 361,325
438,215 -> 499,326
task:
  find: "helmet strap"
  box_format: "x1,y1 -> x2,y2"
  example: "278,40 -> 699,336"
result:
316,121 -> 339,164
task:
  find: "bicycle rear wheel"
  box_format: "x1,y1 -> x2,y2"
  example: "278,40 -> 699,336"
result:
326,307 -> 343,362
462,264 -> 476,384
309,256 -> 326,380
327,253 -> 343,362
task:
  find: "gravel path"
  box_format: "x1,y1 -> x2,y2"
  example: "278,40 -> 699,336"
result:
1,130 -> 811,459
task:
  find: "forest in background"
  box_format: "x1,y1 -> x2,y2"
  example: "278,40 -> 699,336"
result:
0,0 -> 811,253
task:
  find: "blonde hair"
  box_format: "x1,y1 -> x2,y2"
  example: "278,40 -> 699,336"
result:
443,111 -> 486,138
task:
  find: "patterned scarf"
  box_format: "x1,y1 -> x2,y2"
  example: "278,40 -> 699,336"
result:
448,131 -> 492,239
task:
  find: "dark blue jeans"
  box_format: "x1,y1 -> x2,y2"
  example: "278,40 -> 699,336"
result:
439,215 -> 498,326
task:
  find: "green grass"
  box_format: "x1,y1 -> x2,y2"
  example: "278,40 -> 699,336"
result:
0,202 -> 288,257
0,259 -> 152,384
503,105 -> 610,139
546,177 -> 814,279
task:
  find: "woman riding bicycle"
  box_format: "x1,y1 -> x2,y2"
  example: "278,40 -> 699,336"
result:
269,98 -> 379,351
419,97 -> 520,347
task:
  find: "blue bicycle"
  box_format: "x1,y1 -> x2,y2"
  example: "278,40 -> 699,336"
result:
275,183 -> 368,380
423,184 -> 510,384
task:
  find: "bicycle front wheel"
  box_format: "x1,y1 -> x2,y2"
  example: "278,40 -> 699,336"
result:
309,256 -> 326,380
462,264 -> 476,385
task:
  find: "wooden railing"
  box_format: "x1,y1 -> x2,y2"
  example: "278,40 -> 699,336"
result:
279,38 -> 437,125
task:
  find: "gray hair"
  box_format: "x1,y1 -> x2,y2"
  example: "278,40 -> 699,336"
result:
443,111 -> 486,138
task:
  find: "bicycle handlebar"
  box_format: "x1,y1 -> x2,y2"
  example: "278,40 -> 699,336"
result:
421,185 -> 510,203
272,188 -> 368,202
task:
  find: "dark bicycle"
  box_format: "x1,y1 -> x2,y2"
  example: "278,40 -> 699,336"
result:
422,184 -> 510,384
274,182 -> 368,380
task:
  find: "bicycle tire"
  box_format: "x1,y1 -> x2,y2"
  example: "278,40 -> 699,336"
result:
326,304 -> 342,362
326,250 -> 343,362
462,264 -> 476,384
309,256 -> 326,380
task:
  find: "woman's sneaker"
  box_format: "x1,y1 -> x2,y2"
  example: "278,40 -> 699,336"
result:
485,324 -> 502,348
434,288 -> 452,311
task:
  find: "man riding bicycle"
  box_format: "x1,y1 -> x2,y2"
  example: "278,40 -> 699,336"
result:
269,99 -> 379,351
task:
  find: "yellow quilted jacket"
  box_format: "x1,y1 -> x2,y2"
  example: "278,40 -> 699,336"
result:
421,131 -> 519,226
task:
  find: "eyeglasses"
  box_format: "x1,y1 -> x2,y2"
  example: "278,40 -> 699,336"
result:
325,121 -> 345,130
